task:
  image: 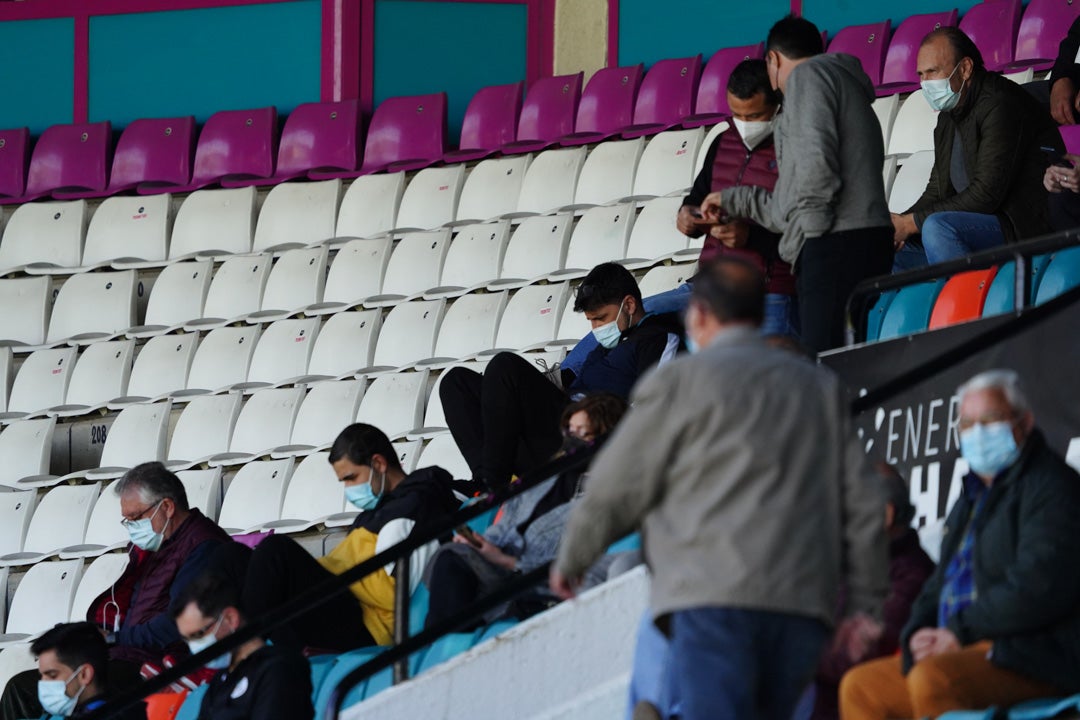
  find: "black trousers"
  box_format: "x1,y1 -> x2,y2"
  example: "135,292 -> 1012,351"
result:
1,658 -> 142,720
440,352 -> 570,488
207,535 -> 376,653
795,227 -> 895,354
1049,189 -> 1080,233
423,550 -> 489,633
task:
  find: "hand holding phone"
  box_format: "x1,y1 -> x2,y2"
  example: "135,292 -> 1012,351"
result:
1042,145 -> 1074,168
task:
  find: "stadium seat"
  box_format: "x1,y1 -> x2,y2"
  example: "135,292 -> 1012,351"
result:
488,214 -> 574,289
58,480 -> 129,558
827,20 -> 891,85
46,339 -> 135,417
865,290 -> 897,343
566,138 -> 645,210
396,438 -> 425,475
445,81 -> 525,163
157,107 -> 278,192
0,490 -> 37,558
560,64 -> 644,146
878,10 -> 959,95
1061,125 -> 1080,156
872,94 -> 901,152
364,230 -> 452,307
684,43 -> 764,126
179,467 -> 224,521
406,371 -> 455,439
0,276 -> 50,348
270,380 -> 365,458
0,559 -> 84,645
630,127 -> 706,200
501,73 -> 583,154
226,100 -> 361,185
306,237 -> 392,315
0,200 -> 88,275
63,401 -> 171,483
425,220 -> 513,298
414,291 -> 508,367
217,458 -> 294,534
0,347 -> 10,412
620,55 -> 703,138
126,260 -> 213,338
262,451 -> 343,533
983,257 -> 1053,316
928,268 -> 999,330
622,196 -> 695,269
362,299 -> 447,373
251,180 -> 343,253
694,122 -> 729,178
1002,67 -> 1035,85
46,269 -> 137,346
1034,247 -> 1080,305
165,392 -> 244,469
882,157 -> 899,208
22,122 -> 111,201
110,335 -> 198,406
246,246 -> 329,323
107,116 -> 196,195
0,418 -> 58,488
83,194 -> 172,269
310,647 -> 386,713
175,684 -> 208,720
416,631 -> 482,675
354,370 -> 431,440
184,254 -> 271,330
240,317 -> 320,388
393,165 -> 467,233
299,311 -> 381,382
887,151 -> 935,213
548,292 -> 592,349
878,280 -> 946,340
0,484 -> 99,567
0,128 -> 30,201
174,325 -> 262,397
331,172 -> 406,242
1,347 -> 77,420
488,282 -> 570,353
549,203 -> 636,281
506,146 -> 588,217
452,156 -> 532,225
416,433 -> 471,481
887,93 -> 938,157
68,554 -> 130,624
1007,0 -> 1080,72
638,264 -> 694,298
206,386 -> 305,466
166,187 -> 257,262
960,0 -> 1021,71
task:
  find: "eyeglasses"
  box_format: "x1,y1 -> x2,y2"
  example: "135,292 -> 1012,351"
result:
186,613 -> 224,642
120,499 -> 163,528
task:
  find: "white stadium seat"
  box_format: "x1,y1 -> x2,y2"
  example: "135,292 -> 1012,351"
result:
165,392 -> 244,469
240,317 -> 320,389
393,165 -> 466,232
566,138 -> 644,209
418,434 -> 471,481
0,483 -> 100,567
508,146 -> 588,217
548,293 -> 591,349
47,340 -> 135,417
453,155 -> 531,224
415,291 -> 507,367
125,260 -> 213,338
0,418 -> 57,488
0,347 -> 10,412
622,196 -> 696,269
488,214 -> 573,290
69,553 -> 131,623
0,200 -> 88,275
363,299 -> 446,373
424,220 -> 512,298
0,490 -> 37,557
184,254 -> 271,330
300,311 -> 381,382
872,94 -> 901,151
0,276 -> 51,347
630,127 -> 705,200
179,467 -> 224,522
364,230 -> 452,308
252,179 -> 342,253
59,480 -> 129,558
406,371 -> 454,439
168,187 -> 256,260
217,458 -> 294,534
887,92 -> 938,157
307,236 -> 392,315
488,282 -> 570,353
394,439 -> 424,475
110,333 -> 198,406
270,380 -> 365,459
0,646 -> 37,695
888,150 -> 935,214
0,347 -> 77,420
638,264 -> 695,298
47,269 -> 137,345
206,386 -> 305,466
695,122 -> 729,177
75,400 -> 172,482
548,202 -> 635,281
82,194 -> 172,268
175,325 -> 261,397
246,245 -> 329,323
354,370 -> 431,440
0,559 -> 84,646
332,172 -> 406,242
262,451 -> 342,534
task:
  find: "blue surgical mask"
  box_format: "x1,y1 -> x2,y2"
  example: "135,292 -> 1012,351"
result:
591,302 -> 625,350
960,421 -> 1022,478
345,468 -> 385,511
124,501 -> 168,552
685,333 -> 700,354
186,615 -> 230,670
38,664 -> 86,717
921,63 -> 966,112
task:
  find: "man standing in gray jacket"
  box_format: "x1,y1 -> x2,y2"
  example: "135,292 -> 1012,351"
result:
700,16 -> 893,354
551,257 -> 888,720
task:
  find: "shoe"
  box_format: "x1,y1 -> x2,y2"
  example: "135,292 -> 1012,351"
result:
632,700 -> 664,720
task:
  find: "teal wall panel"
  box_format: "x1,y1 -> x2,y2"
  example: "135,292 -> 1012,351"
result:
373,0 -> 528,139
0,18 -> 74,133
88,1 -> 321,127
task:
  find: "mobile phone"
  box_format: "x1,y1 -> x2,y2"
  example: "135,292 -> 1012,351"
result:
455,525 -> 483,548
1042,145 -> 1074,168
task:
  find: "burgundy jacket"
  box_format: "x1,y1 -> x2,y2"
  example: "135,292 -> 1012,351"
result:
683,127 -> 795,296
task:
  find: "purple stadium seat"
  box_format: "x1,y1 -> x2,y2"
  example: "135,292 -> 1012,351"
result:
1007,0 -> 1080,72
19,122 -> 112,202
224,100 -> 362,187
560,64 -> 644,146
684,44 -> 764,127
501,73 -> 583,154
444,82 -> 524,163
827,20 -> 892,85
878,10 -> 959,96
620,55 -> 702,138
959,0 -> 1021,72
1060,125 -> 1080,154
143,107 -> 278,194
0,128 -> 30,203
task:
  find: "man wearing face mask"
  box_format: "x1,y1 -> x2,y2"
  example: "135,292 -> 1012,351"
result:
840,370 -> 1080,719
28,622 -> 147,720
891,28 -> 1061,270
172,572 -> 314,720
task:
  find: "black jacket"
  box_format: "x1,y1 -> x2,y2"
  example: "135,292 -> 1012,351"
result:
907,70 -> 1062,243
566,311 -> 684,399
900,431 -> 1080,692
196,645 -> 314,720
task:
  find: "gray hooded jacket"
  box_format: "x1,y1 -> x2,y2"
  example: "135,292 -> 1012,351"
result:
722,53 -> 891,266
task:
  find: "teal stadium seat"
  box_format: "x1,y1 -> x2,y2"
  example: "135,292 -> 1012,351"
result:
866,290 -> 897,342
878,280 -> 945,341
416,630 -> 482,674
981,256 -> 1053,317
175,683 -> 209,720
1034,247 -> 1080,305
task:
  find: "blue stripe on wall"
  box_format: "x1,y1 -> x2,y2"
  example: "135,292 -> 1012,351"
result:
802,0 -> 980,37
88,1 -> 321,127
373,0 -> 527,140
0,18 -> 74,133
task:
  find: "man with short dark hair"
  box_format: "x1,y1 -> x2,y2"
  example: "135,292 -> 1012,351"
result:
173,572 -> 314,720
700,16 -> 893,354
29,622 -> 147,719
891,27 -> 1061,269
552,257 -> 887,720
440,262 -> 683,489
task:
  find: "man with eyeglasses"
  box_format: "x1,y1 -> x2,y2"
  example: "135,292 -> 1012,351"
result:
841,369 -> 1080,719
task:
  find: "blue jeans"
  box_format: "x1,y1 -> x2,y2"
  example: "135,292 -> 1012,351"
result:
668,607 -> 828,720
626,611 -> 680,720
893,211 -> 1005,272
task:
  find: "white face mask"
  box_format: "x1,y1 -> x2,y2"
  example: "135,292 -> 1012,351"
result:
920,63 -> 965,112
733,117 -> 775,150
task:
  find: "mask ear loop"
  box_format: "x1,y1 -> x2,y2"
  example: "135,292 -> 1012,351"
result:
103,545 -> 137,635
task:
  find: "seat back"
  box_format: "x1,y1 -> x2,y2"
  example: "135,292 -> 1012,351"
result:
0,200 -> 88,272
273,451 -> 342,528
633,127 -> 706,198
186,325 -> 261,392
47,269 -> 138,343
75,481 -> 128,551
872,94 -> 901,151
574,65 -> 644,135
625,196 -> 691,261
456,156 -> 531,222
21,483 -> 100,556
25,122 -> 112,197
5,559 -> 84,635
436,221 -> 512,291
865,290 -> 897,342
432,291 -> 508,360
218,459 -> 294,533
246,318 -> 320,385
888,151 -> 935,213
64,339 -> 135,409
0,417 -> 56,488
8,347 -> 77,414
574,138 -> 644,206
178,467 -> 224,521
110,116 -> 195,191
1015,0 -> 1080,64
0,490 -> 37,556
83,194 -> 172,266
143,260 -> 213,329
417,434 -> 471,482
380,230 -> 453,297
258,246 -> 329,314
396,165 -> 466,231
695,44 -> 764,117
887,93 -> 938,156
0,276 -> 51,346
638,264 -> 694,298
98,400 -> 171,469
126,334 -> 199,400
928,268 -> 999,329
983,257 -> 1054,316
959,0 -> 1021,71
322,237 -> 392,305
515,73 -> 583,144
1060,125 -> 1080,155
0,128 -> 30,199
354,370 -> 430,439
372,299 -> 447,367
554,292 -> 591,344
500,215 -> 574,280
190,107 -> 278,187
335,172 -> 406,238
306,311 -> 381,378
361,93 -> 448,173
563,203 -> 636,272
827,20 -> 891,85
631,56 -> 702,126
168,393 -> 244,463
252,179 -> 342,253
1034,247 -> 1080,305
70,553 -> 131,622
878,280 -> 946,340
494,283 -> 570,350
228,387 -> 305,455
290,381 -> 365,449
457,82 -> 524,153
881,11 -> 959,87
201,254 -> 272,321
515,146 -> 588,215
170,187 -> 257,259
275,99 -> 362,177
